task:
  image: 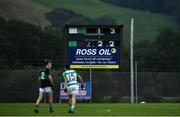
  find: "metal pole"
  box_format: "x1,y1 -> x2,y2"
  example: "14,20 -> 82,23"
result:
130,18 -> 134,103
135,61 -> 138,103
90,59 -> 92,103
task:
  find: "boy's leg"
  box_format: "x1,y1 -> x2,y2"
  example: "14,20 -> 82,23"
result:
47,91 -> 54,113
68,94 -> 76,113
70,94 -> 76,112
34,91 -> 43,113
67,85 -> 78,113
68,95 -> 73,113
69,85 -> 78,113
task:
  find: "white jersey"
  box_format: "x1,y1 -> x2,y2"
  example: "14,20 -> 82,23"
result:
63,70 -> 78,86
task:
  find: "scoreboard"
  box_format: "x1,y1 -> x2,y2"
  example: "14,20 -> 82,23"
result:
64,25 -> 123,69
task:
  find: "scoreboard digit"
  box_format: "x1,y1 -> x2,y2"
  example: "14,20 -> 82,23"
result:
64,25 -> 123,69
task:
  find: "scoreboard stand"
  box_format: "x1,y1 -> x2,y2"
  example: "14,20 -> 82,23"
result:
64,25 -> 123,102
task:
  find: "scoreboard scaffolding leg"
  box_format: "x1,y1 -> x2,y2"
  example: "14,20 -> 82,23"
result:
90,61 -> 92,103
130,18 -> 135,103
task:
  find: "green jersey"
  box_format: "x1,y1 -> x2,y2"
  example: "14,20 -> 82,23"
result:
63,70 -> 78,86
39,67 -> 51,88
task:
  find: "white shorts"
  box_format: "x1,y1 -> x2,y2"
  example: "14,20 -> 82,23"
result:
39,87 -> 52,93
67,85 -> 79,95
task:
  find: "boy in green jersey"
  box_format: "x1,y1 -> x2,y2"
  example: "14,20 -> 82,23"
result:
34,59 -> 54,113
63,65 -> 85,113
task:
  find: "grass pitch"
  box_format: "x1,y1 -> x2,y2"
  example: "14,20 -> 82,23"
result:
0,103 -> 180,116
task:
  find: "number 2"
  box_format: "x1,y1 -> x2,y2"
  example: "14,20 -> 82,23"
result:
40,72 -> 45,80
97,41 -> 103,47
109,41 -> 115,47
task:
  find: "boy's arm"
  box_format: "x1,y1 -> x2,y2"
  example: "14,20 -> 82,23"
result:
48,75 -> 54,86
64,78 -> 68,93
38,77 -> 40,82
78,74 -> 85,84
63,73 -> 68,88
78,74 -> 85,89
64,78 -> 68,88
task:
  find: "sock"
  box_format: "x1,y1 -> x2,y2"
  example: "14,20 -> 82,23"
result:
49,104 -> 52,109
71,105 -> 75,110
69,105 -> 71,109
35,105 -> 39,110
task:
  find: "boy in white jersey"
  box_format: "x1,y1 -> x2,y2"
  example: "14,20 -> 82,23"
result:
63,65 -> 85,113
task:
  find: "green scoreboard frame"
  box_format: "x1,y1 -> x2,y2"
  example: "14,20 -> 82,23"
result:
64,25 -> 123,69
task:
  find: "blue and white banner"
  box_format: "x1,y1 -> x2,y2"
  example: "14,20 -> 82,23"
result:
68,47 -> 120,69
60,82 -> 92,100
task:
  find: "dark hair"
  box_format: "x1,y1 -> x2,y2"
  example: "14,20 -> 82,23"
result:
43,59 -> 52,66
64,65 -> 70,69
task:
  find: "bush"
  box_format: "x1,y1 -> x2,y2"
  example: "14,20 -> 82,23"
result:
120,96 -> 130,103
162,97 -> 180,103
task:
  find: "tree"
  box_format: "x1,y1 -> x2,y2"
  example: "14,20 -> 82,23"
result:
0,17 -> 65,69
156,28 -> 180,62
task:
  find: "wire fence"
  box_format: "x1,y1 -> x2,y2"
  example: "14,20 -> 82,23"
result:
0,61 -> 180,103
